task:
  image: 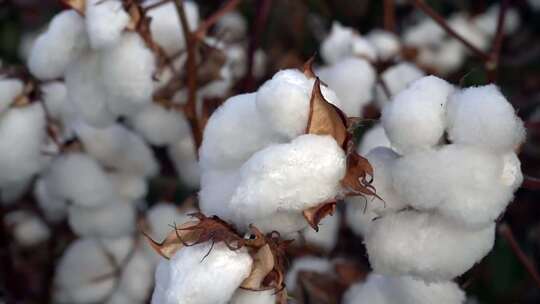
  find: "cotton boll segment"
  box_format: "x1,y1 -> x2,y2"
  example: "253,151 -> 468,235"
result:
357,124 -> 392,156
365,211 -> 495,282
199,168 -> 241,224
501,153 -> 523,192
0,78 -> 23,113
5,210 -> 51,247
343,274 -> 390,304
376,62 -> 425,106
345,202 -> 378,236
0,103 -> 46,185
230,135 -> 346,234
109,173 -> 148,202
146,203 -> 195,242
229,289 -> 275,304
403,18 -> 445,49
285,256 -> 333,290
151,242 -> 253,304
118,250 -> 154,302
86,0 -> 130,49
302,212 -> 340,252
34,178 -> 68,222
54,238 -> 118,304
446,85 -> 525,153
129,103 -> 191,146
100,33 -> 155,116
318,57 -> 376,117
168,136 -> 200,188
68,199 -> 136,238
321,22 -> 356,64
367,29 -> 401,61
28,10 -> 88,80
382,76 -> 454,154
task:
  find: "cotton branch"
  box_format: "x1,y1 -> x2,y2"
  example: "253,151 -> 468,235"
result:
193,0 -> 242,40
487,0 -> 510,82
243,0 -> 272,92
383,0 -> 396,33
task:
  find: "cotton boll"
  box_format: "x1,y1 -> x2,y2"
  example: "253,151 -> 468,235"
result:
365,211 -> 495,281
101,33 -> 155,116
474,5 -> 520,37
382,76 -> 454,154
76,123 -> 158,177
343,274 -> 390,304
285,256 -> 332,290
302,212 -> 340,252
230,289 -> 275,304
446,85 -> 525,153
68,199 -> 136,238
351,36 -> 378,62
345,202 -> 378,236
34,178 -> 67,222
214,11 -> 247,43
151,242 -> 253,304
198,65 -> 233,99
86,0 -> 130,49
146,203 -> 195,242
367,29 -> 401,61
200,93 -> 280,171
357,124 -> 392,156
376,62 -> 425,106
501,153 -> 523,191
100,236 -> 136,265
168,136 -> 200,188
18,31 -> 39,62
318,57 -> 376,117
28,10 -> 88,80
65,52 -> 116,127
46,153 -> 115,208
199,168 -> 241,223
5,210 -> 51,246
448,14 -> 489,51
403,18 -> 445,48
434,40 -> 466,75
0,104 -> 46,185
109,173 -> 148,202
129,103 -> 191,146
146,1 -> 199,55
0,78 -> 23,113
321,22 -> 355,64
230,135 -> 346,234
118,250 -> 154,302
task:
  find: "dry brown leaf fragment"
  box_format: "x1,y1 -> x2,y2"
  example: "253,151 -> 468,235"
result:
305,78 -> 348,147
302,201 -> 337,232
341,151 -> 379,198
61,0 -> 86,15
241,244 -> 275,290
143,220 -> 201,259
303,56 -> 317,79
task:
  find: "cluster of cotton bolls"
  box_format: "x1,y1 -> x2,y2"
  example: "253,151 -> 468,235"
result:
403,4 -> 520,75
344,75 -> 525,303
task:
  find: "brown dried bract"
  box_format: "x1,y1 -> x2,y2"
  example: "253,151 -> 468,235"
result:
61,0 -> 86,15
342,151 -> 378,198
302,201 -> 337,232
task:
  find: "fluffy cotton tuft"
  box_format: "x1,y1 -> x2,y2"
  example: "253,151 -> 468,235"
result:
129,103 -> 191,146
446,85 -> 525,153
168,136 -> 200,188
357,124 -> 392,156
86,0 -> 130,49
321,22 -> 377,64
151,242 -> 253,304
382,76 -> 454,154
68,199 -> 136,238
367,29 -> 401,61
376,62 -> 425,106
0,78 -> 23,113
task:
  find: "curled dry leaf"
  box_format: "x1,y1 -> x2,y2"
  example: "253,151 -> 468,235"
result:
61,0 -> 86,15
143,220 -> 201,259
341,151 -> 378,198
241,244 -> 275,290
302,201 -> 337,232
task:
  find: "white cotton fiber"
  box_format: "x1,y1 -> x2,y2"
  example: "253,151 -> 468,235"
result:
76,123 -> 158,177
474,5 -> 520,37
5,210 -> 51,246
0,78 -> 23,113
501,153 -> 523,191
365,210 -> 495,282
321,22 -> 356,64
100,33 -> 155,116
68,199 -> 136,238
302,211 -> 340,252
168,136 -> 200,188
54,238 -> 118,304
118,250 -> 154,301
357,124 -> 392,156
34,178 -> 67,222
199,168 -> 241,225
345,203 -> 378,237
45,153 -> 115,208
403,18 -> 445,48
109,173 -> 148,202
28,10 -> 88,80
376,62 -> 425,106
343,274 -> 389,304
0,104 -> 46,185
146,202 -> 195,242
65,52 -> 116,127
41,81 -> 67,119
86,0 -> 130,49
1,178 -> 31,205
151,242 -> 253,304
146,1 -> 199,55
215,11 -> 247,43
367,29 -> 401,61
285,256 -> 332,290
448,14 -> 489,51
229,134 -> 346,234
382,76 -> 454,154
130,103 -> 191,146
229,289 -> 275,304
351,36 -> 378,62
200,93 -> 280,171
318,57 -> 376,117
446,84 -> 525,153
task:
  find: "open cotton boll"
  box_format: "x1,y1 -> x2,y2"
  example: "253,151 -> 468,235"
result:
230,289 -> 275,304
229,135 -> 346,234
214,11 -> 247,43
5,210 -> 50,246
28,10 -> 88,80
129,103 -> 191,146
54,238 -> 118,304
302,212 -> 340,252
433,40 -> 466,75
403,18 -> 445,48
318,57 -> 376,117
151,242 -> 253,304
68,199 -> 136,238
35,178 -> 67,222
367,29 -> 401,61
357,124 -> 392,156
145,1 -> 199,55
447,85 -> 525,153
46,153 -> 115,208
255,69 -> 342,140
343,274 -> 390,304
285,256 -> 333,290
118,250 -> 154,302
0,78 -> 23,113
376,62 -> 425,106
351,36 -> 378,62
321,22 -> 356,64
101,33 -> 155,116
345,202 -> 378,236
382,76 -> 454,154
365,211 -> 495,281
100,236 -> 136,265
474,5 -> 520,37
200,93 -> 280,171
146,203 -> 195,242
168,136 -> 200,188
86,0 -> 130,49
109,173 -> 148,202
448,14 -> 489,51
41,81 -> 67,119
65,52 -> 116,127
0,104 -> 46,185
199,168 -> 241,224
76,123 -> 158,177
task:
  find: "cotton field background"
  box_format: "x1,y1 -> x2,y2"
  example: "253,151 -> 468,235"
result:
1,0 -> 540,303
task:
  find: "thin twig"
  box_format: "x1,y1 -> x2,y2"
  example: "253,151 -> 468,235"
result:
193,0 -> 242,40
383,0 -> 396,33
522,175 -> 540,190
487,0 -> 510,82
498,223 -> 540,289
143,0 -> 171,12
